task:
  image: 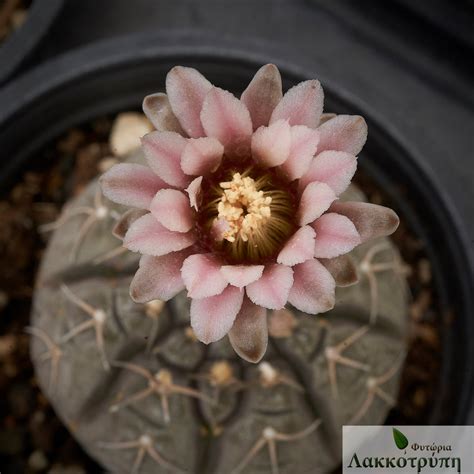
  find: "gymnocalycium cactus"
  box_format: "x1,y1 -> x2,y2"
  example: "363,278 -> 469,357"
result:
31,65 -> 408,473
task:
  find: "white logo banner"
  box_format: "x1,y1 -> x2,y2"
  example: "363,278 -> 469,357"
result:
343,426 -> 474,474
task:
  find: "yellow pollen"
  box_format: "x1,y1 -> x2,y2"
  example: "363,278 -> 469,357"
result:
200,166 -> 296,264
217,173 -> 272,243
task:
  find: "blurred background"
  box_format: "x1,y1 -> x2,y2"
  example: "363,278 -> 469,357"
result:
0,1 -> 473,473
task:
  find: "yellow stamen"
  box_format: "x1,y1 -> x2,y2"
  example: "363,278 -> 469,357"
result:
217,173 -> 272,243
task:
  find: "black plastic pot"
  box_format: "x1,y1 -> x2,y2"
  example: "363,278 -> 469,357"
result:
0,0 -> 64,86
0,31 -> 473,428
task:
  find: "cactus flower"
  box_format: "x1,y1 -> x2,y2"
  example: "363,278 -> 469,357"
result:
100,64 -> 399,362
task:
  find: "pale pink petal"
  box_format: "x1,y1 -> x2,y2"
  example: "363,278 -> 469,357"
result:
317,115 -> 367,155
251,119 -> 291,168
279,125 -> 319,180
329,201 -> 400,242
123,213 -> 195,256
288,259 -> 335,314
100,163 -> 166,209
150,189 -> 194,233
299,151 -> 357,196
297,182 -> 337,226
181,137 -> 223,176
229,297 -> 268,363
181,253 -> 228,299
270,80 -> 324,128
246,264 -> 293,310
165,66 -> 213,138
112,209 -> 147,239
200,87 -> 253,157
130,250 -> 190,303
141,131 -> 190,188
277,225 -> 316,266
320,255 -> 359,287
210,218 -> 230,242
220,265 -> 264,288
185,176 -> 203,211
190,286 -> 244,344
312,212 -> 361,258
241,64 -> 282,130
142,93 -> 184,134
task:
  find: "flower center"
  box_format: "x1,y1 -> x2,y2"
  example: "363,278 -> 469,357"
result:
217,173 -> 272,243
198,164 -> 297,264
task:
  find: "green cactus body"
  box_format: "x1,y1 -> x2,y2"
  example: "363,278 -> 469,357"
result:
30,150 -> 408,474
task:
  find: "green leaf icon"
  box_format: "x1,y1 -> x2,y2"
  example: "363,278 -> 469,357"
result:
392,428 -> 409,450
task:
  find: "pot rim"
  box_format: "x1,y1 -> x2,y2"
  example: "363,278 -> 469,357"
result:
0,0 -> 64,86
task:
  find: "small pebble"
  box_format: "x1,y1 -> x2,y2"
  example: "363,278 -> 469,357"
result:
414,323 -> 439,348
268,308 -> 298,338
77,143 -> 102,164
28,449 -> 49,471
0,334 -> 16,357
418,258 -> 432,284
109,113 -> 152,157
413,388 -> 427,408
184,326 -> 198,342
31,409 -> 46,425
0,290 -> 9,310
4,360 -> 18,377
409,290 -> 431,322
57,129 -> 86,154
12,9 -> 28,29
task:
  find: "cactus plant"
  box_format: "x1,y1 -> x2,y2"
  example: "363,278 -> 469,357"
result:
30,65 -> 408,473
